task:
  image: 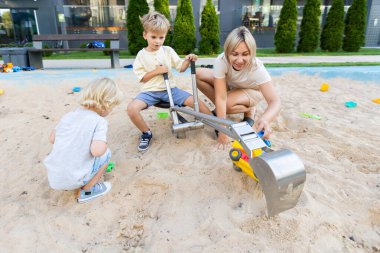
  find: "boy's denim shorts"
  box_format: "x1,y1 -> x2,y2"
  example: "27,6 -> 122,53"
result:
135,87 -> 191,107
83,148 -> 111,185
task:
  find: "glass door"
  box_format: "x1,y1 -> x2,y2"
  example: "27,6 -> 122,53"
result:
0,9 -> 14,44
11,9 -> 38,44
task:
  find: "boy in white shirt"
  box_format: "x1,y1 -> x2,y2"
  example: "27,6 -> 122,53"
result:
127,11 -> 212,152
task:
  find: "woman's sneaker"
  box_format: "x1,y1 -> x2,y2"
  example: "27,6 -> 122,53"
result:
138,131 -> 152,152
77,182 -> 112,203
242,117 -> 255,127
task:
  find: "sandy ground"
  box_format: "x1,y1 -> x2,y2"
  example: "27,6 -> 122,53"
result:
0,68 -> 379,253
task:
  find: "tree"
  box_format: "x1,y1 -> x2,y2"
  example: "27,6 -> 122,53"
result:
127,0 -> 149,55
198,0 -> 220,54
274,0 -> 297,53
342,0 -> 367,52
154,0 -> 172,45
297,0 -> 321,52
171,0 -> 196,54
320,0 -> 345,52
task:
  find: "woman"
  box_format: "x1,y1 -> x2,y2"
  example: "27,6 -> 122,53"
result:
196,26 -> 281,145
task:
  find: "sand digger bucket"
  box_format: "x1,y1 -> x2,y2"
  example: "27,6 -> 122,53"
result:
250,149 -> 306,216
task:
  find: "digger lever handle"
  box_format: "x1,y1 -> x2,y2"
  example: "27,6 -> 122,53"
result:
190,60 -> 196,74
163,72 -> 169,80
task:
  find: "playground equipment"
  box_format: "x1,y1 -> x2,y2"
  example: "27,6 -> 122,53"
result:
159,61 -> 306,217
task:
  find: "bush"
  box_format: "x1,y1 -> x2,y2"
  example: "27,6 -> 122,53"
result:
320,0 -> 345,52
198,0 -> 220,55
154,0 -> 172,46
274,0 -> 297,53
103,39 -> 110,56
297,0 -> 321,52
42,44 -> 53,57
342,0 -> 367,52
127,0 -> 149,55
171,0 -> 196,54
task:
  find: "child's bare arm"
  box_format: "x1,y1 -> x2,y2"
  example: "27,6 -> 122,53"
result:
141,65 -> 168,82
90,140 -> 107,157
180,54 -> 198,72
49,130 -> 55,144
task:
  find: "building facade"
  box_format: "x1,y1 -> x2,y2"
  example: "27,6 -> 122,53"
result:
0,0 -> 379,49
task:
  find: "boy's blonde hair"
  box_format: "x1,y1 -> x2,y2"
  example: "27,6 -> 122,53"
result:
79,77 -> 123,113
224,26 -> 257,64
140,11 -> 170,34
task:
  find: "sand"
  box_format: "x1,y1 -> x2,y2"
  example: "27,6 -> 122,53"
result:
0,68 -> 379,253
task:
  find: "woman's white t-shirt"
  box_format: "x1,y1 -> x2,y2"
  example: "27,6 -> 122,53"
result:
213,53 -> 271,89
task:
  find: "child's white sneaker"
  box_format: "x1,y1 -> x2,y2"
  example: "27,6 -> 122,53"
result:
77,182 -> 111,203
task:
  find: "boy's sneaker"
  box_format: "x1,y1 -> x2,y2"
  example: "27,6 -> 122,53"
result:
138,131 -> 152,152
77,182 -> 112,203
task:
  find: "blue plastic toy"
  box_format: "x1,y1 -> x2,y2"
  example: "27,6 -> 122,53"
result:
345,101 -> 357,108
72,87 -> 81,92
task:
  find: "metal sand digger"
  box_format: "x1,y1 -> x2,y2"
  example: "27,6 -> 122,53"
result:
156,61 -> 306,217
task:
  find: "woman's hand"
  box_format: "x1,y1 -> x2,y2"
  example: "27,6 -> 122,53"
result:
256,118 -> 272,139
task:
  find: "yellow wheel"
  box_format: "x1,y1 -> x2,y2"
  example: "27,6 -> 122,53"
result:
229,148 -> 242,161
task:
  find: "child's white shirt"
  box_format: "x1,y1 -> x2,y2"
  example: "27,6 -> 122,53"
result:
133,46 -> 184,92
44,108 -> 107,190
213,53 -> 271,89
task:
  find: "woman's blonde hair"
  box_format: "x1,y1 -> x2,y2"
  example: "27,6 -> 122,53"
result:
224,26 -> 257,64
140,11 -> 170,34
79,77 -> 123,113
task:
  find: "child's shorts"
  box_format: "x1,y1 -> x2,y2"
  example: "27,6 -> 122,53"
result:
135,88 -> 191,107
83,148 -> 111,185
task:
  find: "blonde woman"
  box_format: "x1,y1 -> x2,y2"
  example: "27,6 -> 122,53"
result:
196,26 -> 281,145
44,77 -> 123,203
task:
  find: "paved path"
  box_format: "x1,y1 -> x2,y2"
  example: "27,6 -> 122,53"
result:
44,55 -> 380,69
2,55 -> 380,69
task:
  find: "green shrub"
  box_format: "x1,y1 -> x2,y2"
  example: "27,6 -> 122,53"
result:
343,0 -> 367,52
127,0 -> 149,55
42,44 -> 53,57
198,0 -> 220,55
297,0 -> 321,52
320,0 -> 345,52
274,0 -> 297,53
103,39 -> 110,56
171,0 -> 196,54
154,0 -> 172,46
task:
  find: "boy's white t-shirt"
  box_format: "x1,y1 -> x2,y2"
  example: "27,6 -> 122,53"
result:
213,53 -> 271,89
133,46 -> 184,92
44,109 -> 108,190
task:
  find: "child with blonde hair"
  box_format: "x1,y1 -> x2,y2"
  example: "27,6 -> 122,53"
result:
44,77 -> 123,203
128,11 -> 212,152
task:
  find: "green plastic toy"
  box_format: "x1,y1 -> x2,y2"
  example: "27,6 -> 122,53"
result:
157,111 -> 169,119
300,113 -> 321,120
106,162 -> 115,172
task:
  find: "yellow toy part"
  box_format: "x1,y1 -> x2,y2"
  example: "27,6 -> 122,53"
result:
2,63 -> 13,73
229,140 -> 260,182
320,83 -> 329,92
0,89 -> 4,95
372,98 -> 380,104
